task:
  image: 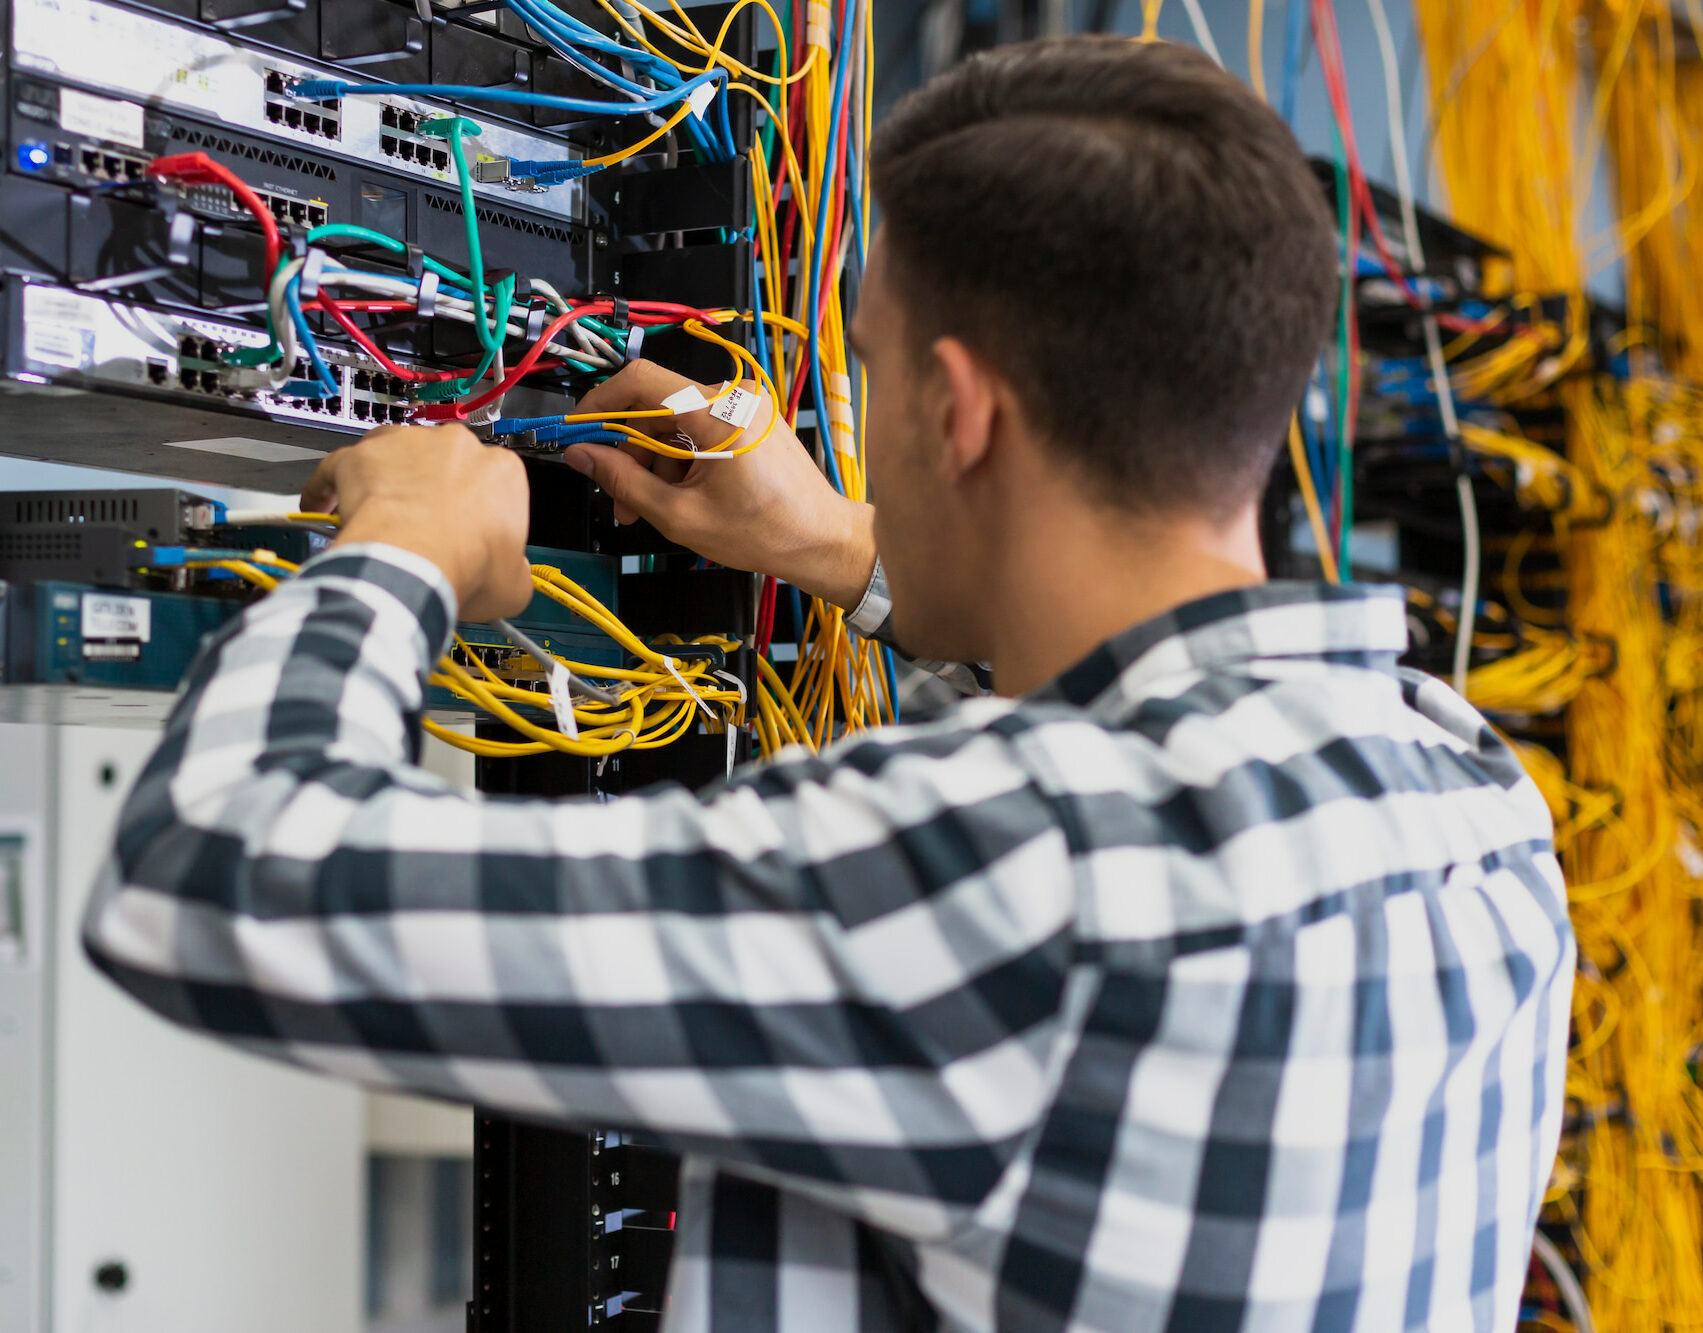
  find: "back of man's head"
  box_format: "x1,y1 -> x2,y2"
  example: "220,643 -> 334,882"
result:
869,37 -> 1339,521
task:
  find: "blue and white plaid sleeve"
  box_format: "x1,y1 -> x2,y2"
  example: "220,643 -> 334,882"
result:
83,544 -> 1077,1237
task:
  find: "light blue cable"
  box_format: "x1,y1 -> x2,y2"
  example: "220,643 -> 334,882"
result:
290,74 -> 722,119
804,0 -> 860,495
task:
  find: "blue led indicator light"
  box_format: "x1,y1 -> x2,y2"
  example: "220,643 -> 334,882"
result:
17,142 -> 51,172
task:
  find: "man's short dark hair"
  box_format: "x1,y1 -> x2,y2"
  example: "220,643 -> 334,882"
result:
869,37 -> 1339,518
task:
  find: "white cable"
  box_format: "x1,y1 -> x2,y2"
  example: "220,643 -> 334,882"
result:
466,349 -> 507,426
1368,0 -> 1476,694
1532,1231 -> 1596,1333
1451,474 -> 1480,696
1367,0 -> 1422,267
1179,0 -> 1224,67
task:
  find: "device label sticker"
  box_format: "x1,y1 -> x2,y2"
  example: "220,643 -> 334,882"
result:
23,323 -> 89,371
81,594 -> 152,657
59,87 -> 146,150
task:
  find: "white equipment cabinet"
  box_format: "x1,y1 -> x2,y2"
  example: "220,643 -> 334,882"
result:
0,721 -> 364,1333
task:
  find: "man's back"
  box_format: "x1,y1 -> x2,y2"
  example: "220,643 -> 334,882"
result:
657,580 -> 1575,1332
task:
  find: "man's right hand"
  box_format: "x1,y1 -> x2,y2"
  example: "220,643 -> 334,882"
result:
566,360 -> 877,611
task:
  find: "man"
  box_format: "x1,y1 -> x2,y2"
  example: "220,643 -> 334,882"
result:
86,36 -> 1573,1333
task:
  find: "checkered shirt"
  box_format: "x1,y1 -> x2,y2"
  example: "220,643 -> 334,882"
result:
85,545 -> 1574,1332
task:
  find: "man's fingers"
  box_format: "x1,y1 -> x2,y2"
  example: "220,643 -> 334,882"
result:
573,359 -> 698,418
300,447 -> 351,514
564,442 -> 684,533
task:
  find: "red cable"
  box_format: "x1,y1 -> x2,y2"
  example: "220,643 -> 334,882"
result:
146,152 -> 282,277
756,576 -> 777,655
439,303 -> 614,418
314,292 -> 466,382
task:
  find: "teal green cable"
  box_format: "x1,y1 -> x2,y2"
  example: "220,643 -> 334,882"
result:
422,117 -> 504,355
304,223 -> 472,288
1332,130 -> 1355,580
414,273 -> 517,400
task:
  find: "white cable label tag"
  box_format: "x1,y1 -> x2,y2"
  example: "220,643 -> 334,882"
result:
806,0 -> 832,50
712,670 -> 747,776
825,370 -> 857,458
708,385 -> 760,429
664,657 -> 716,726
662,385 -> 710,414
685,83 -> 717,121
548,663 -> 581,740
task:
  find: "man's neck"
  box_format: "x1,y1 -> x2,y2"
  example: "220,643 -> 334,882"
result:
985,501 -> 1267,697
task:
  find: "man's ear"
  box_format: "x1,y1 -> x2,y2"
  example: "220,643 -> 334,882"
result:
930,336 -> 999,481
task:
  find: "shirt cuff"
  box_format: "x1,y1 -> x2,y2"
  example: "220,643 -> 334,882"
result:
845,557 -> 892,638
294,542 -> 461,670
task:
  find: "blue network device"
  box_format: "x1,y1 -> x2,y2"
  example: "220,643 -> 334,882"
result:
1,547 -> 621,701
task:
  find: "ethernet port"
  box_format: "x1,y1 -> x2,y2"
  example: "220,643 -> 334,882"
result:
381,105 -> 399,129
178,367 -> 198,390
198,370 -> 220,393
269,197 -> 290,221
289,201 -> 308,225
398,110 -> 421,133
265,70 -> 287,95
198,338 -> 220,361
178,334 -> 198,359
388,404 -> 407,424
430,150 -> 449,171
285,106 -> 303,129
292,359 -> 308,380
145,361 -> 168,386
307,203 -> 328,226
352,399 -> 371,422
79,148 -> 99,175
386,376 -> 407,398
102,154 -> 122,178
396,140 -> 417,163
302,113 -> 321,136
123,158 -> 144,182
352,369 -> 372,392
265,102 -> 284,124
318,116 -> 339,140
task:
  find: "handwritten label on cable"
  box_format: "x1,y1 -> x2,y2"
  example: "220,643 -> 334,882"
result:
708,384 -> 760,430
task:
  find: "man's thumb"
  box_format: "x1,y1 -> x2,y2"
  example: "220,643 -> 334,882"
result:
564,443 -> 675,529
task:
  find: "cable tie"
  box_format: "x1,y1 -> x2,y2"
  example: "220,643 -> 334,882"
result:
526,302 -> 547,342
167,209 -> 199,268
299,248 -> 329,303
416,269 -> 440,319
625,325 -> 645,362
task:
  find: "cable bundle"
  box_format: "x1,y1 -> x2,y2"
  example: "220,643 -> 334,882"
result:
1409,1 -> 1703,1327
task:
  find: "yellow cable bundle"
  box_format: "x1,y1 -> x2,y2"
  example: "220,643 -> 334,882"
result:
1415,2 -> 1703,1326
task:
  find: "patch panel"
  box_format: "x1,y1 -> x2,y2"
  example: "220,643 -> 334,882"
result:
262,69 -> 342,141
